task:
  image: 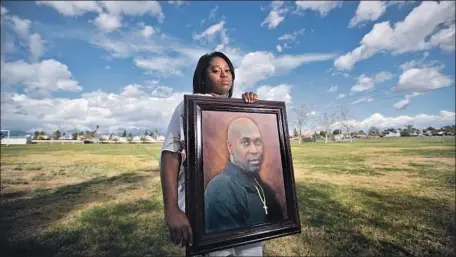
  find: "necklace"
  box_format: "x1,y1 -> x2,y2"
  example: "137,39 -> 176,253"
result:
254,178 -> 268,215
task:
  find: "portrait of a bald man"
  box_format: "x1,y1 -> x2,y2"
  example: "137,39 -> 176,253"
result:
204,117 -> 284,234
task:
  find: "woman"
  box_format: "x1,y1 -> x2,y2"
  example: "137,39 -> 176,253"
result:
160,51 -> 262,256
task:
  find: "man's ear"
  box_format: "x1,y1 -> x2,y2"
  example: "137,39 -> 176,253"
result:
226,141 -> 232,153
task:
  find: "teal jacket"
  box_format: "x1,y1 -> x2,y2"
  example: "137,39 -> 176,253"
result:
204,161 -> 284,234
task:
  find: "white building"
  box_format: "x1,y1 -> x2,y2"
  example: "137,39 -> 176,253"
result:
384,131 -> 401,137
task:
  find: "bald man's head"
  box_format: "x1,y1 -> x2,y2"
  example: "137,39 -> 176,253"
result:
226,117 -> 264,174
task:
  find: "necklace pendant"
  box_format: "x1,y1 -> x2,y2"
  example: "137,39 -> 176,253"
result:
263,205 -> 268,215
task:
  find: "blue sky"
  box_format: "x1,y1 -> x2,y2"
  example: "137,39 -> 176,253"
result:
1,1 -> 455,135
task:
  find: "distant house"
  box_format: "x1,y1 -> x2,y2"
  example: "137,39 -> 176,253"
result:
384,131 -> 401,137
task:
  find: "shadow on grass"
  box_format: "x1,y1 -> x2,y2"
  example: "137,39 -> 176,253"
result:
294,182 -> 455,257
2,198 -> 180,257
0,172 -> 172,256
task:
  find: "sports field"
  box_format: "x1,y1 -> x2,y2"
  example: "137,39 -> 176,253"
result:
1,138 -> 455,256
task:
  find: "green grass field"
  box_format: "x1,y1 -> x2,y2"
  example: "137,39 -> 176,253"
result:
1,139 -> 455,257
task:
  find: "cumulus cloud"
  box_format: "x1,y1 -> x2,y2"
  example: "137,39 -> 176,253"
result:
1,59 -> 82,94
38,1 -> 165,32
326,110 -> 455,133
8,15 -> 31,38
256,84 -> 293,104
0,87 -> 190,134
29,33 -> 45,61
295,1 -> 343,17
351,71 -> 393,93
99,1 -> 164,23
36,1 -> 102,16
94,12 -> 122,32
393,66 -> 453,93
334,1 -> 456,70
142,25 -> 155,38
349,1 -> 388,28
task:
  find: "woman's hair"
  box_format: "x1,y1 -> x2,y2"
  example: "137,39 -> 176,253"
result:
193,51 -> 235,98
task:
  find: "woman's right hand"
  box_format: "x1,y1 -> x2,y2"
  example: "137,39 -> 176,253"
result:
165,208 -> 193,247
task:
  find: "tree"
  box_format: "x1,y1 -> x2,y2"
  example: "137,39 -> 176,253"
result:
72,133 -> 78,140
333,129 -> 342,135
368,127 -> 379,136
144,130 -> 149,136
293,128 -> 299,137
339,106 -> 353,142
122,130 -> 127,137
320,112 -> 336,144
34,131 -> 40,140
53,130 -> 61,140
292,104 -> 315,144
127,133 -> 133,143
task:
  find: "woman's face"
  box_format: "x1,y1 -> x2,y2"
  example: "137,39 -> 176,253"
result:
205,56 -> 233,95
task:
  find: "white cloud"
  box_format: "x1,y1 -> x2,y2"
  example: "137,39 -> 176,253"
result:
151,86 -> 174,98
351,71 -> 393,93
334,1 -> 456,70
9,15 -> 31,38
142,25 -> 155,38
352,110 -> 456,131
276,45 -> 283,52
94,12 -> 122,32
99,1 -> 165,23
327,85 -> 338,93
429,23 -> 455,52
1,88 -> 190,134
295,1 -> 343,17
168,1 -> 188,6
337,93 -> 346,99
105,65 -> 111,70
134,57 -> 185,77
1,59 -> 82,94
29,33 -> 45,61
38,1 -> 165,32
393,92 -> 423,110
1,5 -> 8,16
36,1 -> 102,16
193,21 -> 226,41
256,84 -> 293,104
120,84 -> 144,98
393,66 -> 453,93
261,1 -> 288,29
349,1 -> 388,28
278,28 -> 305,42
351,96 -> 374,105
208,5 -> 218,20
233,51 -> 337,96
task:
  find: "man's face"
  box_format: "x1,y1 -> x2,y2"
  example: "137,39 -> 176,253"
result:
227,118 -> 264,174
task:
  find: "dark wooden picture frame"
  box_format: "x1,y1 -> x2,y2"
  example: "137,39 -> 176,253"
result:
184,95 -> 301,256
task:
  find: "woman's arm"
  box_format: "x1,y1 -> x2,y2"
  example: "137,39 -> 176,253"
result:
160,151 -> 193,247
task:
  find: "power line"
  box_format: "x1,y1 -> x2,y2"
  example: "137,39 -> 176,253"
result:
293,84 -> 455,113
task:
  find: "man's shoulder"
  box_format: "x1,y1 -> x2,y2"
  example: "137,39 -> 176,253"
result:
205,171 -> 238,194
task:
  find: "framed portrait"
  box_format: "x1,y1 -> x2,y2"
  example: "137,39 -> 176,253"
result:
184,95 -> 301,256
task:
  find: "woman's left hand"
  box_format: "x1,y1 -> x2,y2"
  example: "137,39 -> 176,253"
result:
242,91 -> 259,103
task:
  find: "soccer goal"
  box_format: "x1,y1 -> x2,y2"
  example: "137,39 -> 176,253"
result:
0,129 -> 10,146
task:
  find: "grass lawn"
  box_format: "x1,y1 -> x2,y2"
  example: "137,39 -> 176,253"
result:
1,139 -> 455,256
